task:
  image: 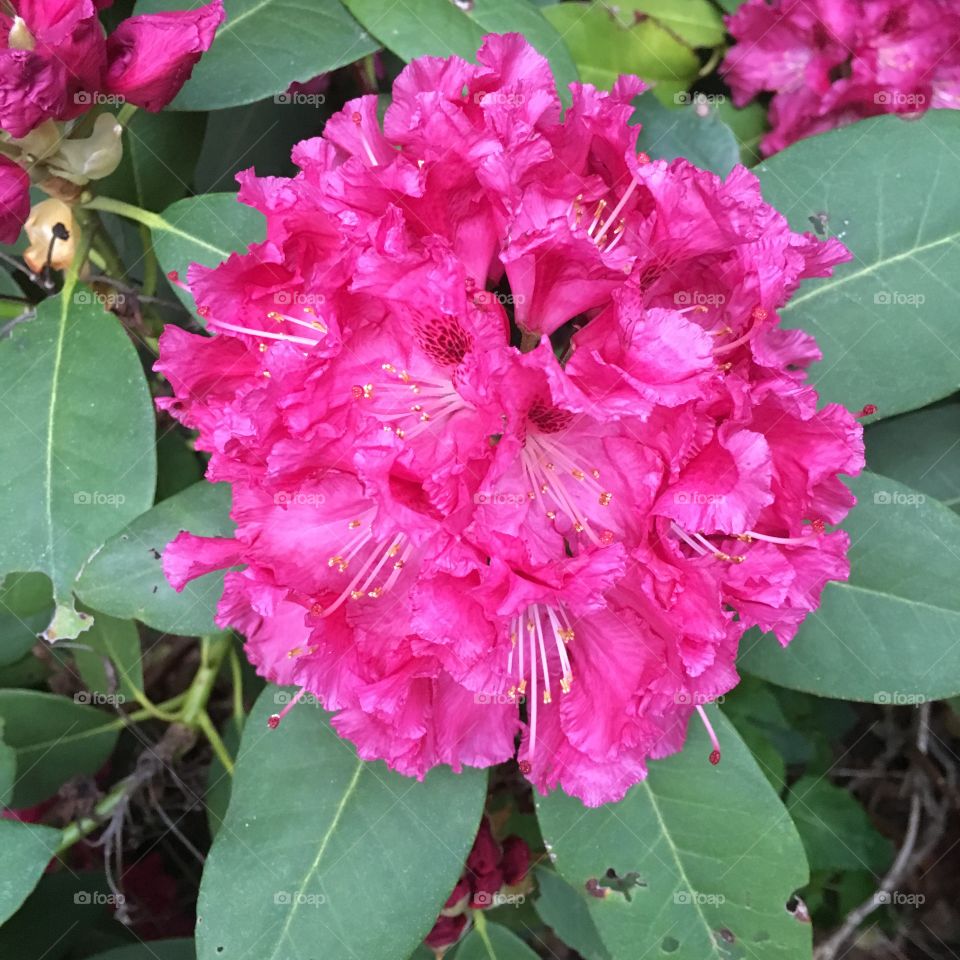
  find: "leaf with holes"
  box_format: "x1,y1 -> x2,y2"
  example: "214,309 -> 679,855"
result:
0,296 -> 156,640
75,482 -> 233,638
342,0 -> 578,96
740,471 -> 960,701
536,708 -> 810,960
151,194 -> 265,315
134,0 -> 379,111
196,686 -> 487,960
757,112 -> 960,418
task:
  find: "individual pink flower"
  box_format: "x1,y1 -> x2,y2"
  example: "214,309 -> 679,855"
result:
0,156 -> 30,244
158,34 -> 863,808
722,0 -> 960,154
103,0 -> 225,110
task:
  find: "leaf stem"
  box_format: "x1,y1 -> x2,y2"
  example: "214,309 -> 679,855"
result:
471,909 -> 497,960
82,195 -> 168,232
198,710 -> 234,776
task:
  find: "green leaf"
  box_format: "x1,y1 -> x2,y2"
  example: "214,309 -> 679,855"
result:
156,429 -> 203,502
786,777 -> 892,874
196,686 -> 487,960
536,709 -> 809,960
715,99 -> 767,167
756,113 -> 960,418
343,0 -> 578,96
632,93 -> 740,176
76,482 -> 233,638
98,110 -> 206,213
0,820 -> 61,926
0,572 -> 53,667
69,612 -> 143,702
865,401 -> 960,510
0,719 -> 14,805
84,941 -> 196,960
534,867 -> 611,960
134,0 -> 379,111
0,689 -> 120,806
740,471 -> 960,701
0,295 -> 156,639
205,716 -> 241,838
455,920 -> 540,959
151,194 -> 265,315
543,2 -> 699,89
606,0 -> 725,48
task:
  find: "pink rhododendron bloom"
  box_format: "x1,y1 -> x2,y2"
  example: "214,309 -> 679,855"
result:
103,0 -> 225,110
722,0 -> 960,154
0,155 -> 29,243
157,35 -> 864,807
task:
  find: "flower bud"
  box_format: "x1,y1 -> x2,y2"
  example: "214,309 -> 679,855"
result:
8,16 -> 35,51
23,199 -> 79,274
48,114 -> 124,184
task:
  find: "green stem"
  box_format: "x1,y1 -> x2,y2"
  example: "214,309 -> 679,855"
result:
56,776 -> 131,853
229,643 -> 245,733
90,214 -> 127,281
180,633 -> 231,728
471,909 -> 497,959
82,195 -> 168,232
198,710 -> 234,776
117,103 -> 139,127
138,223 -> 159,298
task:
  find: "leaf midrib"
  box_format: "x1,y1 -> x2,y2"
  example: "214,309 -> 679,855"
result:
268,759 -> 365,959
42,297 -> 69,594
785,229 -> 960,310
641,781 -> 725,960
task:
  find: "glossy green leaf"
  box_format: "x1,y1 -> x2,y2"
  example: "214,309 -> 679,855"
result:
543,2 -> 699,89
343,0 -> 578,96
76,482 -> 233,638
70,612 -> 143,701
135,0 -> 379,111
196,686 -> 487,960
0,296 -> 156,639
98,110 -> 206,213
740,472 -> 960,701
0,820 -> 61,926
716,99 -> 767,167
632,93 -> 740,176
84,941 -> 196,960
607,0 -> 725,48
0,689 -> 120,806
156,429 -> 204,502
0,719 -> 14,805
536,709 -> 809,960
534,867 -> 611,960
455,920 -> 540,960
151,193 -> 265,315
0,572 -> 53,667
865,401 -> 960,510
757,113 -> 960,418
786,777 -> 892,874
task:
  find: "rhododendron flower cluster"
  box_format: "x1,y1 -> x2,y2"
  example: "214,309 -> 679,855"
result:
424,816 -> 530,951
0,0 -> 223,243
722,0 -> 960,154
159,35 -> 864,807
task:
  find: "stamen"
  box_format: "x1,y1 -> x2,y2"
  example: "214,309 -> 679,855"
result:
207,317 -> 318,346
695,705 -> 722,765
352,111 -> 379,166
267,686 -> 308,729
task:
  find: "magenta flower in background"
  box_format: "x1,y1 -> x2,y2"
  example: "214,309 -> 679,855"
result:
0,155 -> 29,243
723,0 -> 960,155
103,1 -> 225,110
158,35 -> 864,807
0,0 -> 224,139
